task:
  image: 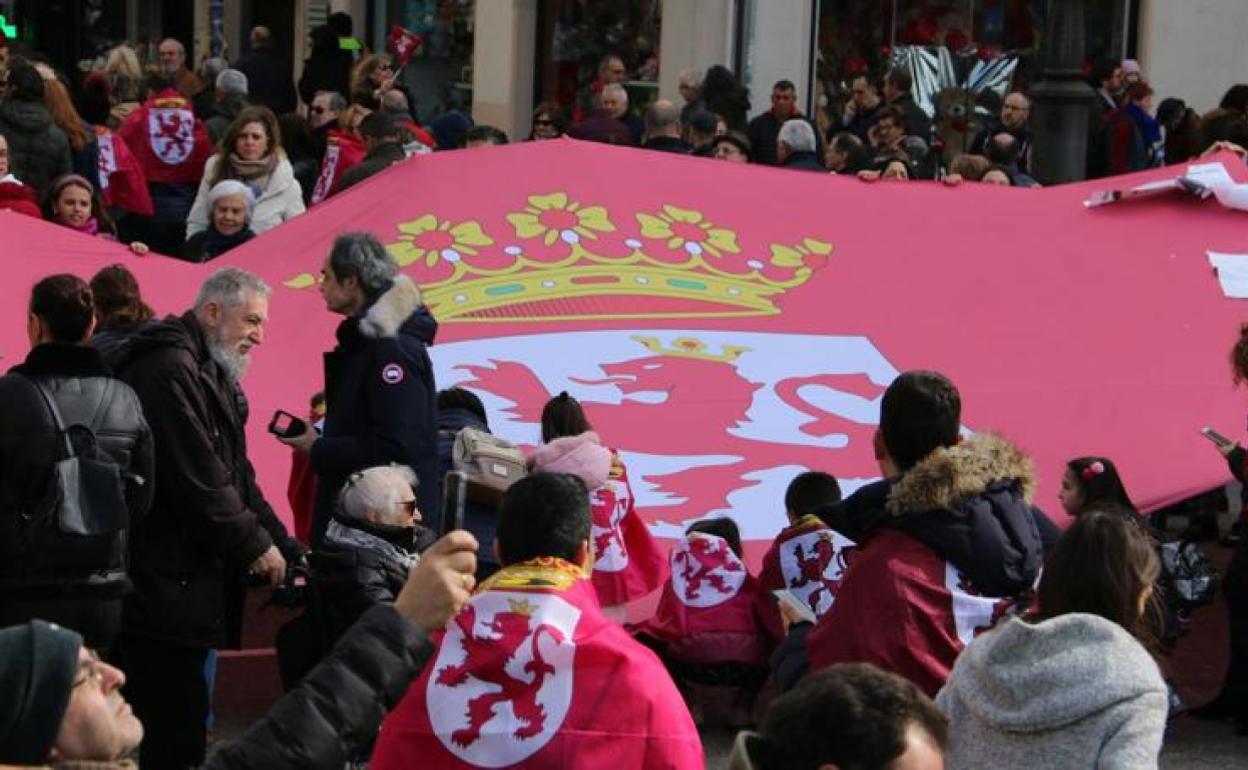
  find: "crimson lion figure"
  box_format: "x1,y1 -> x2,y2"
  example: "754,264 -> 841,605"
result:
435,602 -> 567,748
675,536 -> 741,600
789,536 -> 848,613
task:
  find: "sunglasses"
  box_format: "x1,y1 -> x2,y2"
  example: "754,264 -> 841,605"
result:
533,118 -> 554,126
396,499 -> 418,516
310,106 -> 326,114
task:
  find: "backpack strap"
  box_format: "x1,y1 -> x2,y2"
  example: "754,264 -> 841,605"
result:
16,373 -> 75,460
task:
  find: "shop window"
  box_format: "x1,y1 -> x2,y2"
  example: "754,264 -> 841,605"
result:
534,0 -> 662,124
382,0 -> 475,123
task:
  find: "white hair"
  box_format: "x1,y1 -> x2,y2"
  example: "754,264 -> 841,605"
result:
193,267 -> 271,312
678,69 -> 703,90
337,465 -> 418,525
207,180 -> 256,219
778,119 -> 816,153
602,83 -> 628,105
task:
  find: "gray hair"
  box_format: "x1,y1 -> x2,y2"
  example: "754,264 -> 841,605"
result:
216,68 -> 248,96
602,83 -> 628,105
337,465 -> 417,525
207,180 -> 256,218
193,268 -> 271,311
678,68 -> 703,91
315,90 -> 348,112
328,232 -> 398,295
381,88 -> 409,115
778,119 -> 816,153
200,57 -> 228,83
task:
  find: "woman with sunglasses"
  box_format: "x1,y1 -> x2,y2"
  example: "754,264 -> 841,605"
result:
350,54 -> 415,119
528,101 -> 565,140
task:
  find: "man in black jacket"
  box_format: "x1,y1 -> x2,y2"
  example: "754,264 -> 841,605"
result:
641,100 -> 692,154
336,111 -> 408,193
882,66 -> 932,150
111,267 -> 296,769
234,26 -> 297,115
279,233 -> 439,547
0,530 -> 479,769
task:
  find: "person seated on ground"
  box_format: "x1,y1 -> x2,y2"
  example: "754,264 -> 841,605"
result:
436,387 -> 503,581
527,392 -> 665,620
182,180 -> 257,262
464,125 -> 509,149
774,371 -> 1057,696
1059,456 -> 1136,517
42,174 -> 148,254
824,131 -> 871,174
729,662 -> 947,770
278,464 -> 424,690
187,105 -> 305,240
0,532 -> 478,770
776,119 -> 823,172
712,130 -> 752,163
370,473 -> 703,769
641,99 -> 692,154
937,510 -> 1168,769
857,153 -> 912,182
756,471 -> 853,644
633,517 -> 769,727
0,131 -> 41,217
89,263 -> 156,362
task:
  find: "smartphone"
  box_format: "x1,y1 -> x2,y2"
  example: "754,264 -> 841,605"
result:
441,470 -> 467,537
268,410 -> 308,439
1201,425 -> 1234,448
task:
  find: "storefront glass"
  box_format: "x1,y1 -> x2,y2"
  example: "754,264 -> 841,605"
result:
380,0 -> 475,123
534,0 -> 662,121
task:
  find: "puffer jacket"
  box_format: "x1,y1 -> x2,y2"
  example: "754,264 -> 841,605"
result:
937,614 -> 1168,769
310,276 -> 439,547
186,153 -> 305,238
0,344 -> 153,647
527,431 -> 612,491
0,101 -> 72,197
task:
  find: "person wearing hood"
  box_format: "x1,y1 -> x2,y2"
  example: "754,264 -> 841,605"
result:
527,392 -> 665,619
187,105 -> 304,240
183,180 -> 257,262
0,60 -> 71,198
772,371 -> 1059,696
204,69 -> 251,146
278,233 -> 439,548
278,464 -> 423,690
936,509 -> 1168,769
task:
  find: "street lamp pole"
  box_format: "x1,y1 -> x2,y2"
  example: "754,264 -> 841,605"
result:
1029,0 -> 1096,184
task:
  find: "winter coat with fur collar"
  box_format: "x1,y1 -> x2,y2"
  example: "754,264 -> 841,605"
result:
802,434 -> 1050,696
310,276 -> 438,546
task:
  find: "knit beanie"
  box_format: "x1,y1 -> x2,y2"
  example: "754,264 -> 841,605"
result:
0,620 -> 83,764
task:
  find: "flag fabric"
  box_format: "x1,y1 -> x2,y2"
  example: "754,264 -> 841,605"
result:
634,533 -> 768,665
311,129 -> 367,205
804,529 -> 1012,696
95,125 -> 154,216
116,89 -> 212,186
755,515 -> 856,642
371,557 -> 704,770
387,24 -> 423,68
588,451 -> 666,606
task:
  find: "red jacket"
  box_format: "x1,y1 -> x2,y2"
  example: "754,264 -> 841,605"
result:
95,125 -> 153,216
117,89 -> 212,186
805,529 -> 1013,696
634,533 -> 768,665
371,558 -> 704,769
0,179 -> 40,218
310,129 -> 367,205
755,515 -> 857,643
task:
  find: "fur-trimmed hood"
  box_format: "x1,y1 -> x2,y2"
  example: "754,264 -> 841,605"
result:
527,431 -> 612,491
356,275 -> 436,344
885,433 -> 1045,598
887,433 -> 1036,516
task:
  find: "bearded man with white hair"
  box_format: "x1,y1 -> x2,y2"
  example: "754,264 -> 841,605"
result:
111,267 -> 300,769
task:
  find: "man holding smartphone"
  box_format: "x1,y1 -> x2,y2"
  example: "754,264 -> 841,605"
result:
278,232 -> 439,547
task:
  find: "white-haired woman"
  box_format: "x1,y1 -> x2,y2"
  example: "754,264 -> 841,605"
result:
183,180 -> 257,262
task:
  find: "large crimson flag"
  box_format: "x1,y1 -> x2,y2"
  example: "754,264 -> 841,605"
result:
756,515 -> 856,643
371,558 -> 704,769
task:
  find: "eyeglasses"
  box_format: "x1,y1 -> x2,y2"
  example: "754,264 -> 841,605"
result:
533,118 -> 554,126
310,106 -> 327,115
71,650 -> 104,689
396,499 -> 418,517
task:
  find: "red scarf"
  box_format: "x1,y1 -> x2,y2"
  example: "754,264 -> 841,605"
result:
116,89 -> 212,186
755,515 -> 857,642
634,533 -> 768,665
372,558 -> 704,769
312,129 -> 367,204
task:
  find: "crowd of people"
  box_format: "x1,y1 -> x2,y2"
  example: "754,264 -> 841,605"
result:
1,14 -> 1247,770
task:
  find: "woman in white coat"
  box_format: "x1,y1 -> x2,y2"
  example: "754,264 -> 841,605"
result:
186,105 -> 304,239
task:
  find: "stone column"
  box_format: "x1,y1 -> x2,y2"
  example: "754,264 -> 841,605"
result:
1029,0 -> 1097,184
471,0 -> 538,143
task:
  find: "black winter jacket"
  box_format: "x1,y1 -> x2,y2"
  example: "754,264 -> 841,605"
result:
310,277 -> 439,546
234,45 -> 298,115
205,604 -> 433,769
0,344 -> 153,599
113,312 -> 280,647
436,407 -> 499,571
0,100 -> 72,197
335,141 -> 407,194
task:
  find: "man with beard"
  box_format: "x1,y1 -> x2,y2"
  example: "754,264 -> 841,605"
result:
278,233 -> 439,548
111,268 -> 297,769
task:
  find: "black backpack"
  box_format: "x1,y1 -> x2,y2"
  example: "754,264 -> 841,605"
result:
14,376 -> 132,581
